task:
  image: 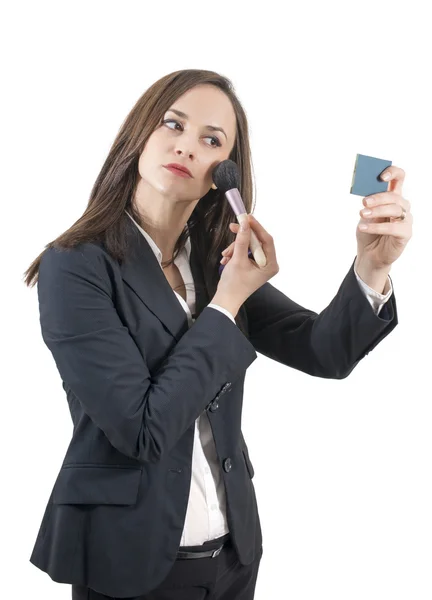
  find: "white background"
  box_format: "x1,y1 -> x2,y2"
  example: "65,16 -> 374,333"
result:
2,1 -> 430,598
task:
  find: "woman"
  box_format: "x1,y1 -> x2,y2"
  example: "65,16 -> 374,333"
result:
24,69 -> 411,599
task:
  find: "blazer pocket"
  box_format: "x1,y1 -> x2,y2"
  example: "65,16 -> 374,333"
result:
53,464 -> 143,505
242,449 -> 255,479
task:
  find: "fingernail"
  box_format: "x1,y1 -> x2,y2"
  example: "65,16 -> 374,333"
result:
240,222 -> 247,231
382,172 -> 390,180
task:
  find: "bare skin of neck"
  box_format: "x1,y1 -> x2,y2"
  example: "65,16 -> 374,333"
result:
163,263 -> 186,301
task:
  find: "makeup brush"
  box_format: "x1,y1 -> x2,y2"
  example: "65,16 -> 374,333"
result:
212,160 -> 267,268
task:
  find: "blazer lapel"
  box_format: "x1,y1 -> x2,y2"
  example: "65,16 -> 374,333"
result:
120,216 -> 210,342
188,228 -> 211,320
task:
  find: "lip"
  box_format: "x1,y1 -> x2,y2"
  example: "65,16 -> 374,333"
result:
163,163 -> 193,178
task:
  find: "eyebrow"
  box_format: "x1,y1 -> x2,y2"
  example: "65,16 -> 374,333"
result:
166,108 -> 227,140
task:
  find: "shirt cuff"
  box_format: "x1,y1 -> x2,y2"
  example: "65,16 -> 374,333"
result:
207,303 -> 236,324
354,265 -> 393,316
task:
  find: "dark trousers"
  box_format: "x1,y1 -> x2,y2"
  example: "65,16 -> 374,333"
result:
71,535 -> 263,600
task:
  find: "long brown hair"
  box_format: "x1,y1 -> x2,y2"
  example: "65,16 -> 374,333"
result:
22,69 -> 256,330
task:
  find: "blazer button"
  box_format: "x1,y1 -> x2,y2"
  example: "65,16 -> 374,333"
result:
209,400 -> 219,412
223,458 -> 232,472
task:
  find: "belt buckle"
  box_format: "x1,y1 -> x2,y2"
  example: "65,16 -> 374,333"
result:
211,545 -> 223,558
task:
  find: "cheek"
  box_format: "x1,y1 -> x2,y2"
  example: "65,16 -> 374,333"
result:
207,157 -> 224,180
137,151 -> 149,178
137,135 -> 161,173
141,133 -> 159,157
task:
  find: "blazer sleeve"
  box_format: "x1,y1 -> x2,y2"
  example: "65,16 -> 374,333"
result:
243,257 -> 398,379
37,245 -> 257,464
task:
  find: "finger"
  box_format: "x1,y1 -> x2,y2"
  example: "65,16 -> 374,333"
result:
221,241 -> 235,256
363,192 -> 410,212
244,214 -> 277,265
231,215 -> 276,261
221,223 -> 246,258
379,165 -> 405,195
360,202 -> 411,220
246,214 -> 272,242
232,217 -> 251,259
358,220 -> 412,237
230,215 -> 273,251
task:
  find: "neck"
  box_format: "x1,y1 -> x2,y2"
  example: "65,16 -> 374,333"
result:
131,178 -> 198,263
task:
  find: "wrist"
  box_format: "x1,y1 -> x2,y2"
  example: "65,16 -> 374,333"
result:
211,292 -> 240,319
354,255 -> 391,294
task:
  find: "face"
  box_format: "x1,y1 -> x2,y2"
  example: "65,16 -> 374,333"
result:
137,84 -> 237,201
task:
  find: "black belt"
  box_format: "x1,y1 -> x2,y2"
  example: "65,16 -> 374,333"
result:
177,533 -> 231,559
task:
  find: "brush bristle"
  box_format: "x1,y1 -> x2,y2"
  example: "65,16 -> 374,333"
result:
212,159 -> 240,192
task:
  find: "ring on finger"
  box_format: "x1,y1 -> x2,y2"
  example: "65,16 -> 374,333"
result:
393,207 -> 407,221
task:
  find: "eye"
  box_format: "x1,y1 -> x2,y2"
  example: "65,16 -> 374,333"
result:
162,119 -> 222,148
206,135 -> 222,148
163,119 -> 182,132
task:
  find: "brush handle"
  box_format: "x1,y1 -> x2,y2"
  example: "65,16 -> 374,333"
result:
236,212 -> 267,268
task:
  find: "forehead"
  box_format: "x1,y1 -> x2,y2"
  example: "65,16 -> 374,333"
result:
169,85 -> 237,138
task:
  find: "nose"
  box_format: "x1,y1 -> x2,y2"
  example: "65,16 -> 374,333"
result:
174,133 -> 197,159
175,147 -> 193,159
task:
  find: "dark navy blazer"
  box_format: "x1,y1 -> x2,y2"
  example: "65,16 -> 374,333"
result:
29,215 -> 398,597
